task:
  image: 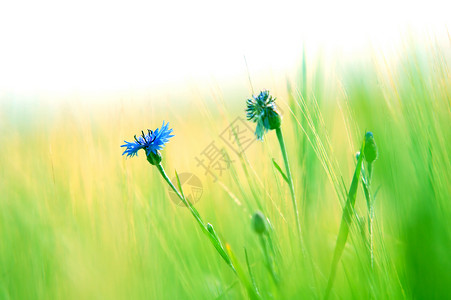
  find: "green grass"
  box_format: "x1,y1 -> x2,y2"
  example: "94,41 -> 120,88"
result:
0,35 -> 450,299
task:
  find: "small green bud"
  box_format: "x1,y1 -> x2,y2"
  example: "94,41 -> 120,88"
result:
252,211 -> 268,234
363,132 -> 378,163
147,151 -> 162,165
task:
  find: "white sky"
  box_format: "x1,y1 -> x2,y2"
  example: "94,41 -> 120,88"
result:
0,0 -> 449,95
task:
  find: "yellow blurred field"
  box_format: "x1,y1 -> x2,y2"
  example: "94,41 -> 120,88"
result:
1,33 -> 451,299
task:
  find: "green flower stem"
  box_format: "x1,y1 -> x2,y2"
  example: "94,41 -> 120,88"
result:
369,204 -> 374,269
156,164 -> 264,299
275,127 -> 304,251
155,163 -> 234,270
362,169 -> 375,269
155,164 -> 200,222
155,164 -> 264,299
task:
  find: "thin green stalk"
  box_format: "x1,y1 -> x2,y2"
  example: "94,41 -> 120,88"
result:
275,127 -> 303,251
156,165 -> 263,299
259,234 -> 279,285
244,248 -> 259,294
369,206 -> 374,269
362,175 -> 374,269
226,245 -> 262,300
156,164 -> 203,226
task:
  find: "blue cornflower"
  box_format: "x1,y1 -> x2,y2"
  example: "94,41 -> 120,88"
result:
121,121 -> 174,158
246,90 -> 282,140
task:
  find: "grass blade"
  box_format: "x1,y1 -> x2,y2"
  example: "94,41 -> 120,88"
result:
272,158 -> 289,183
324,138 -> 366,299
226,244 -> 261,300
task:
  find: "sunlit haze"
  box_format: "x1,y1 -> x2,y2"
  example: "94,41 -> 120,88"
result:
0,0 -> 449,96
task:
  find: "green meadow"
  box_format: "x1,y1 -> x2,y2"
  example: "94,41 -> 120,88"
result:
0,35 -> 450,299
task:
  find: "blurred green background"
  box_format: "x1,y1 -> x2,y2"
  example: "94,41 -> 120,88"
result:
0,34 -> 450,299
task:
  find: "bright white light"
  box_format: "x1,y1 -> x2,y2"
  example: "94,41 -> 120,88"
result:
0,0 -> 449,94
